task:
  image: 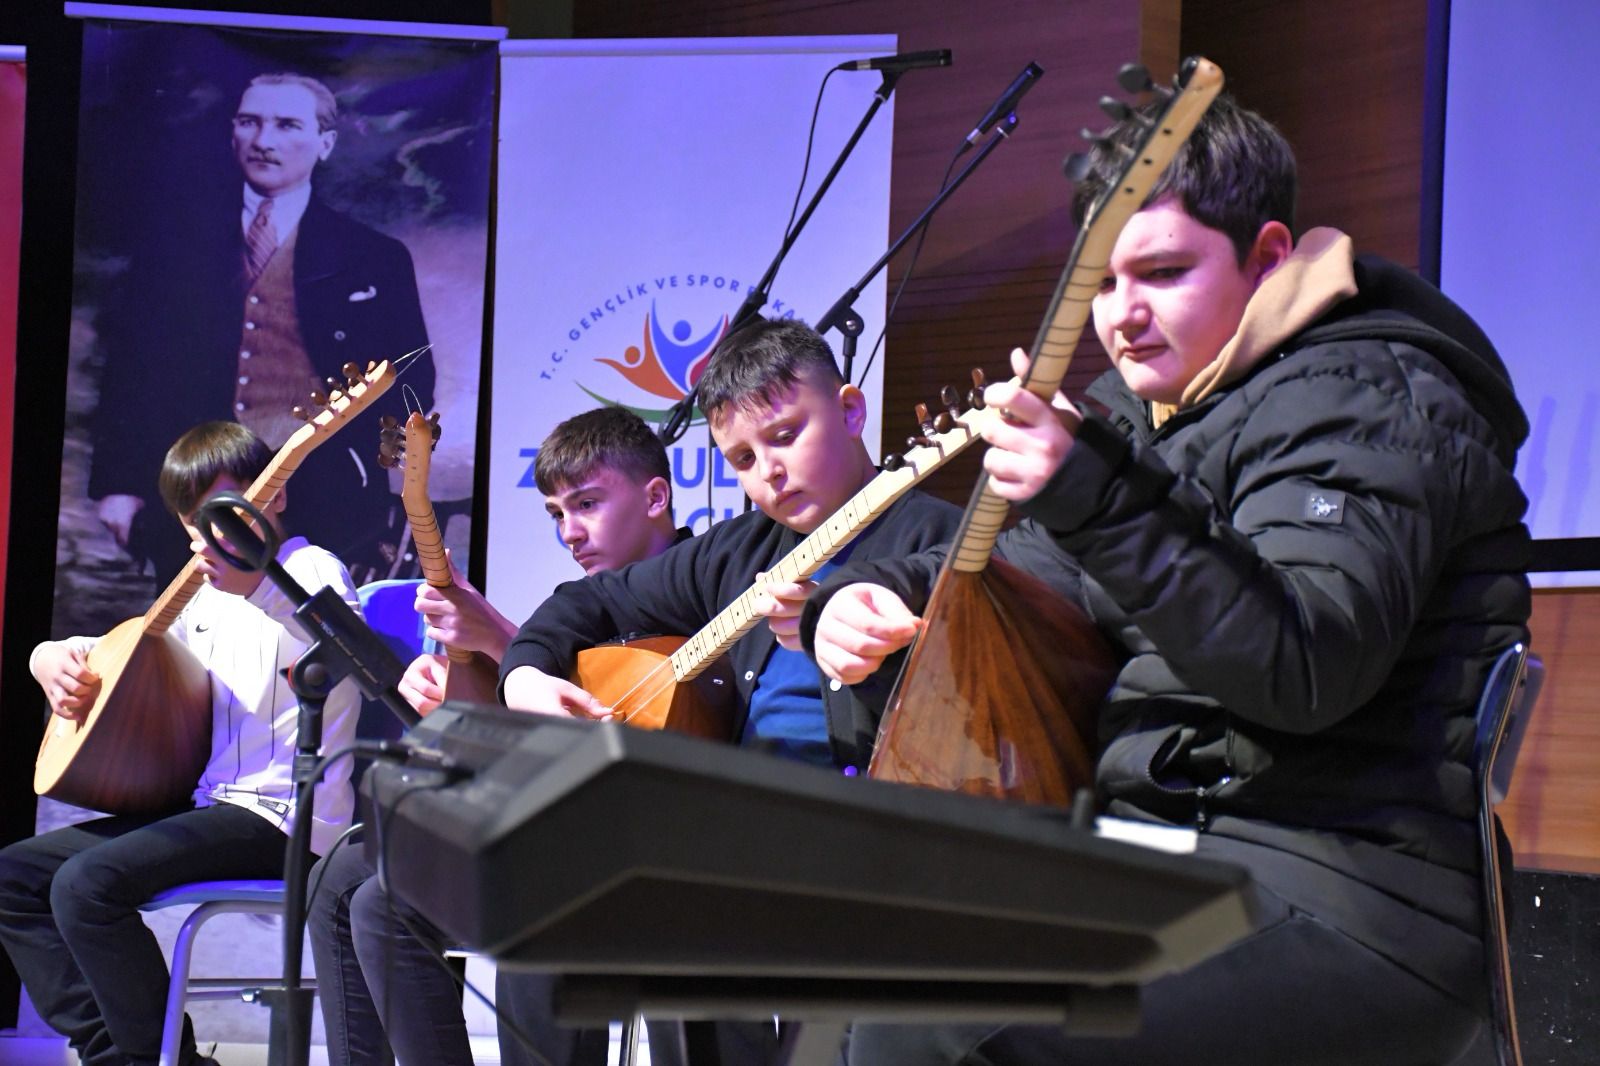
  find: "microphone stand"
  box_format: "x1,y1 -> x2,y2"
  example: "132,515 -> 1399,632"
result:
659,67 -> 909,444
194,492 -> 417,1066
814,113 -> 1020,384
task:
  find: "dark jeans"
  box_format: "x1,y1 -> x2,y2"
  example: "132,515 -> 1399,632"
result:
0,803 -> 286,1066
494,970 -> 610,1066
306,842 -> 471,1066
847,880 -> 1486,1066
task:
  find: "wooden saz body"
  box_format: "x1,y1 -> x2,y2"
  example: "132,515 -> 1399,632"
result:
35,357 -> 401,812
869,557 -> 1116,805
34,616 -> 213,813
573,636 -> 737,741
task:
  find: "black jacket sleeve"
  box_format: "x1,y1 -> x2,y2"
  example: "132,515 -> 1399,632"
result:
498,515 -> 761,693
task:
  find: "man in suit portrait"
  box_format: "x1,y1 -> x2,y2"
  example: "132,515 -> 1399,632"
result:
88,71 -> 434,585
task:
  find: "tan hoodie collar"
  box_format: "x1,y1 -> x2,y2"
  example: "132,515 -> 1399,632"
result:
1149,227 -> 1357,427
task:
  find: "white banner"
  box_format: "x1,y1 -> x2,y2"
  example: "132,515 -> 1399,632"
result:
488,35 -> 896,619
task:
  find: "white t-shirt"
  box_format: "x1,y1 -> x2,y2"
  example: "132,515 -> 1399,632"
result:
36,537 -> 361,855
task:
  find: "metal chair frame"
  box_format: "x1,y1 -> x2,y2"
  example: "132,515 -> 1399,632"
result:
141,879 -> 299,1066
1473,641 -> 1546,1066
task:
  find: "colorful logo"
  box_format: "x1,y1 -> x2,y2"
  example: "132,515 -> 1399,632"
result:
582,302 -> 728,420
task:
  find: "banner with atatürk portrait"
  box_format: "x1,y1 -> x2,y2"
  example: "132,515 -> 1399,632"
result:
58,6 -> 499,640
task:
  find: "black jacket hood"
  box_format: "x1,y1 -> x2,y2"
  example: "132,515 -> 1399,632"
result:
1294,255 -> 1529,465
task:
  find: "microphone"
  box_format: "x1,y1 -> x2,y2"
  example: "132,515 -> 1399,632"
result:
837,49 -> 953,72
960,61 -> 1044,152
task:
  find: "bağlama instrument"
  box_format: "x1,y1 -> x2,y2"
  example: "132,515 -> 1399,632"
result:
869,58 -> 1226,806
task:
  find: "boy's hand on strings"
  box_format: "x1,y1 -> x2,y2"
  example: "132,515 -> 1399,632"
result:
502,665 -> 613,721
812,583 -> 923,686
398,653 -> 449,716
982,347 -> 1084,503
753,571 -> 817,652
413,549 -> 517,659
34,643 -> 102,721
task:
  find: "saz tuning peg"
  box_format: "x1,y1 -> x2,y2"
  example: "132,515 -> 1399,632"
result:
967,368 -> 988,410
342,362 -> 363,387
1099,96 -> 1134,122
1063,151 -> 1092,183
882,452 -> 906,472
915,403 -> 937,438
941,384 -> 962,419
426,411 -> 442,447
1117,63 -> 1154,95
376,415 -> 405,469
1176,55 -> 1199,89
292,404 -> 313,422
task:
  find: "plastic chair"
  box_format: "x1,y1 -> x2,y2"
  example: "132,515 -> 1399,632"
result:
1473,641 -> 1545,1066
352,579 -> 432,754
141,580 -> 430,1066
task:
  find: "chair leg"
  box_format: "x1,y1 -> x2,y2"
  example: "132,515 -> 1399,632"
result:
620,1012 -> 644,1066
156,899 -> 287,1066
160,901 -> 220,1066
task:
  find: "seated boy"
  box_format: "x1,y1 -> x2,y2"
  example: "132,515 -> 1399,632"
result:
497,318 -> 962,1063
0,420 -> 360,1066
806,96 -> 1530,1064
308,404 -> 687,1066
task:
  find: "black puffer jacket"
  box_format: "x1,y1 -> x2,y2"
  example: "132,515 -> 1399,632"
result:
811,256 -> 1530,888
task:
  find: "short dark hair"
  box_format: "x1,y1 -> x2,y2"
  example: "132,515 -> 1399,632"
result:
243,73 -> 338,133
158,421 -> 274,518
1071,94 -> 1297,263
696,318 -> 843,423
534,405 -> 672,497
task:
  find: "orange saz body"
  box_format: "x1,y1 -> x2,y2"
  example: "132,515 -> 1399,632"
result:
386,411 -> 501,709
573,636 -> 737,739
567,399 -> 1007,744
869,58 -> 1226,807
35,358 -> 406,813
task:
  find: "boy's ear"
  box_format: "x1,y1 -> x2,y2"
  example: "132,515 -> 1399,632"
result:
838,383 -> 868,438
268,486 -> 288,516
1248,220 -> 1295,286
643,476 -> 671,518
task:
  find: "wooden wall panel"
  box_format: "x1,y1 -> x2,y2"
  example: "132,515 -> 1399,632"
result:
571,0 -> 1158,503
1502,589 -> 1600,873
1179,0 -> 1431,270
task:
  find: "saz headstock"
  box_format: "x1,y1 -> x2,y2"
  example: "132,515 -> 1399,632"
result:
282,359 -> 398,463
378,411 -> 442,512
881,371 -> 999,474
1060,57 -> 1225,238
